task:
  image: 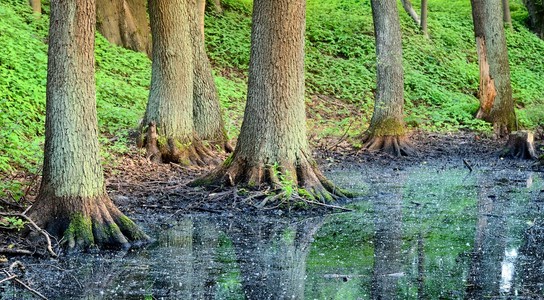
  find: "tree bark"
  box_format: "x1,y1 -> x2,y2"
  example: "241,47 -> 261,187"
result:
193,0 -> 346,201
29,0 -> 41,15
189,0 -> 231,152
365,0 -> 414,156
502,0 -> 513,30
471,0 -> 517,137
96,0 -> 152,57
522,0 -> 544,38
142,0 -> 214,166
29,0 -> 148,252
421,0 -> 428,37
400,0 -> 421,27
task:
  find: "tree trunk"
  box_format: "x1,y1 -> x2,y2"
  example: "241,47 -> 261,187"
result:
471,0 -> 497,122
29,0 -> 148,252
197,0 -> 206,39
189,0 -> 231,152
421,0 -> 428,37
483,0 -> 517,136
96,0 -> 152,57
207,0 -> 222,14
522,0 -> 544,38
142,0 -> 214,166
500,130 -> 537,159
502,0 -> 513,30
29,0 -> 41,15
193,0 -> 346,201
365,0 -> 414,156
400,0 -> 421,27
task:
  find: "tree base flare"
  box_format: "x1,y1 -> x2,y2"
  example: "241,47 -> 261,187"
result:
28,194 -> 150,252
363,135 -> 415,156
501,130 -> 537,159
191,152 -> 350,202
140,122 -> 217,166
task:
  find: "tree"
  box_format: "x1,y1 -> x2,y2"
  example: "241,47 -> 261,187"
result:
29,0 -> 41,14
400,0 -> 428,37
471,0 -> 516,136
28,0 -> 149,251
194,0 -> 346,201
189,0 -> 231,152
522,0 -> 544,38
96,0 -> 152,57
364,0 -> 414,156
141,0 -> 214,165
502,0 -> 513,30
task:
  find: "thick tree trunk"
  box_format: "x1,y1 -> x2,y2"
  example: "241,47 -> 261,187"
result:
421,0 -> 428,37
471,0 -> 516,137
96,0 -> 152,57
501,130 -> 537,159
522,0 -> 544,38
189,0 -> 231,152
365,0 -> 414,156
483,0 -> 517,136
502,0 -> 513,30
29,0 -> 41,15
193,0 -> 346,201
142,0 -> 214,166
471,0 -> 497,121
29,0 -> 148,251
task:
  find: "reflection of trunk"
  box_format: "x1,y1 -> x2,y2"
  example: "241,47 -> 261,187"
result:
465,186 -> 507,299
156,219 -> 194,299
192,219 -> 220,299
371,194 -> 403,300
515,220 -> 544,296
228,217 -> 323,299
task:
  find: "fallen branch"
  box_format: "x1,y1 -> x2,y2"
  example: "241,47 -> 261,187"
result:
2,270 -> 48,300
0,274 -> 17,284
303,199 -> 355,212
0,212 -> 57,257
463,159 -> 473,172
0,248 -> 35,256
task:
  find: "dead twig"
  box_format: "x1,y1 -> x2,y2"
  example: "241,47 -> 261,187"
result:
2,270 -> 48,300
0,212 -> 57,257
0,274 -> 17,284
0,248 -> 35,256
302,199 -> 355,212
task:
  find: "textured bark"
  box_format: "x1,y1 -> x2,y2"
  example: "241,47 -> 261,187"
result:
482,0 -> 517,136
400,0 -> 421,26
142,0 -> 214,166
365,0 -> 414,156
189,0 -> 231,151
421,0 -> 428,37
522,0 -> 544,38
96,0 -> 151,57
29,0 -> 41,14
194,0 -> 345,201
29,0 -> 148,251
502,0 -> 513,30
500,130 -> 537,159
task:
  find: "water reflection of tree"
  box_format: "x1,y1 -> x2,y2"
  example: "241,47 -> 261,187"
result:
515,219 -> 544,297
465,181 -> 508,299
371,192 -> 403,300
225,216 -> 324,300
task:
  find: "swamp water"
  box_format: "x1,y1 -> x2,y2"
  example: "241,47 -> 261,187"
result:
2,163 -> 544,299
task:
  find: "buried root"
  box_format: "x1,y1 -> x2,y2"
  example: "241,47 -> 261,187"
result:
362,134 -> 415,157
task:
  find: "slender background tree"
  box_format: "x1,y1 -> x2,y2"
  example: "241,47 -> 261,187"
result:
364,0 -> 414,156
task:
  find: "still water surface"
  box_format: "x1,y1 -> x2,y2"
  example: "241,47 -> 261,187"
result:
2,164 -> 543,299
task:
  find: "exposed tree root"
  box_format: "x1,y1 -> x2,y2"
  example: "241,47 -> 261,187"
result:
501,130 -> 537,159
140,122 -> 218,166
191,151 -> 350,203
27,194 -> 150,252
362,134 -> 415,156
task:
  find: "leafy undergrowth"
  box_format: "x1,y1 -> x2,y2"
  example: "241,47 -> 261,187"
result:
1,0 -> 544,197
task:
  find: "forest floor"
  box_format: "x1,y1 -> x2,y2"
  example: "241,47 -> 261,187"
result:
0,132 -> 541,258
